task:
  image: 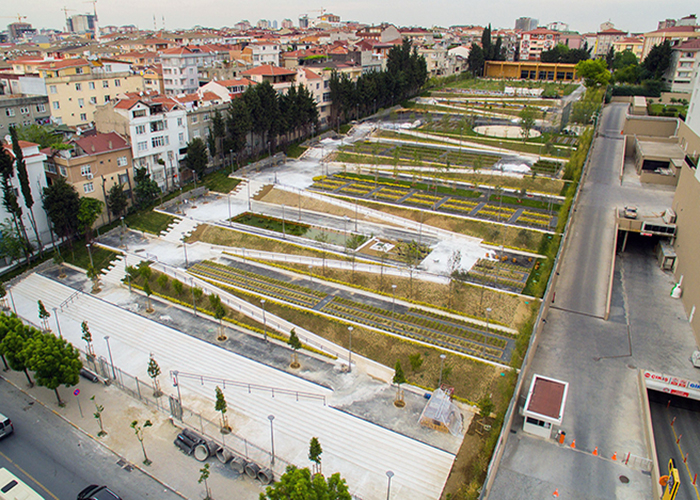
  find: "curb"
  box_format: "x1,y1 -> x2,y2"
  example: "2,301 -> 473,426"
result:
0,374 -> 189,500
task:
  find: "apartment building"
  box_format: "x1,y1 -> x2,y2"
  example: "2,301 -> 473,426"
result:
160,47 -> 202,95
241,65 -> 296,92
241,41 -> 281,66
295,67 -> 330,126
519,28 -> 560,61
593,28 -> 628,57
44,132 -> 133,225
94,94 -> 188,191
666,39 -> 700,92
642,25 -> 700,60
0,95 -> 51,132
612,37 -> 644,59
37,58 -> 145,127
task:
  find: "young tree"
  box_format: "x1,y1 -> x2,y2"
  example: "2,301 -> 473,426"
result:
477,395 -> 494,420
0,219 -> 24,264
398,240 -> 423,298
106,183 -> 128,219
172,279 -> 183,296
198,463 -> 212,500
90,395 -> 107,436
0,324 -> 34,386
308,437 -> 323,475
393,361 -> 406,407
130,419 -> 153,465
87,265 -> 101,293
215,386 -> 231,433
147,353 -> 162,397
24,331 -> 82,406
142,280 -> 153,312
315,233 -> 330,275
260,466 -> 351,500
42,177 -> 81,244
448,249 -> 462,309
133,167 -> 160,208
288,328 -> 302,368
408,353 -> 423,372
81,320 -> 94,358
38,300 -> 50,331
156,273 -> 169,291
184,138 -> 209,182
10,127 -> 43,257
518,106 -> 537,142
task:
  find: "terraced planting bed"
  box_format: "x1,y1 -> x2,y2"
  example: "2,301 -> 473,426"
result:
464,258 -> 531,294
232,212 -> 311,237
188,260 -> 515,364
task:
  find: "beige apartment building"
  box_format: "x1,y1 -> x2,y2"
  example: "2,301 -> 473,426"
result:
45,131 -> 133,226
37,58 -> 145,127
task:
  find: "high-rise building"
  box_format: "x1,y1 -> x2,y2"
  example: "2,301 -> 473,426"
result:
547,21 -> 569,32
272,20 -> 278,30
8,22 -> 35,42
299,15 -> 309,29
67,14 -> 96,34
281,19 -> 293,29
515,17 -> 538,32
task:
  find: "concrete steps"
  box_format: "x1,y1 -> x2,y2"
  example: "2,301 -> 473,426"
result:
161,218 -> 200,243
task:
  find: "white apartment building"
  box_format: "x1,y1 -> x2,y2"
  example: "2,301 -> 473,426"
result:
244,42 -> 280,66
160,47 -> 201,95
94,94 -> 188,191
667,39 -> 700,93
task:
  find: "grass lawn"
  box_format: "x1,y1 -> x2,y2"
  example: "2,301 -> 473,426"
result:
125,210 -> 176,235
65,243 -> 119,271
286,143 -> 308,158
202,170 -> 241,193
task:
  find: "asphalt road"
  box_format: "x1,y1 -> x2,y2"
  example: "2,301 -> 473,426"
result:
0,378 -> 181,500
649,392 -> 700,500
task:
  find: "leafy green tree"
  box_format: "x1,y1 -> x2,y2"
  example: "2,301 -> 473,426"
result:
408,353 -> 423,372
613,49 -> 638,70
143,280 -> 153,312
90,395 -> 107,436
467,44 -> 485,76
575,59 -> 611,88
643,40 -> 672,80
24,331 -> 82,405
0,323 -> 34,386
225,97 -> 252,166
78,197 -> 104,241
477,396 -> 494,419
15,124 -> 68,150
38,300 -> 50,330
288,328 -> 302,368
138,261 -> 152,281
308,437 -> 323,475
10,127 -> 43,257
393,360 -> 406,406
130,419 -> 153,465
260,466 -> 351,500
215,386 -> 230,432
0,147 -> 30,263
106,183 -> 128,219
0,218 -> 24,263
81,320 -> 94,357
185,137 -> 209,181
147,353 -> 162,396
133,167 -> 160,208
172,279 -> 183,295
42,177 -> 81,243
157,273 -> 169,290
87,265 -> 101,293
198,463 -> 212,500
214,302 -> 226,340
518,106 -> 537,142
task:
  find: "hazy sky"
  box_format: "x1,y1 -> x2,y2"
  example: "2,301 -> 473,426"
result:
14,0 -> 700,34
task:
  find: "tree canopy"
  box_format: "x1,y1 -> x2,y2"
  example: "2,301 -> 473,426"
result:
575,59 -> 611,88
184,137 -> 209,180
643,40 -> 672,80
260,466 -> 351,500
42,177 -> 81,241
540,44 -> 590,64
106,183 -> 128,219
133,167 -> 160,208
24,329 -> 82,405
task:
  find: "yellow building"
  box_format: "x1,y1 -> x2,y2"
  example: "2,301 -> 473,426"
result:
484,61 -> 579,81
612,36 -> 644,60
37,58 -> 145,127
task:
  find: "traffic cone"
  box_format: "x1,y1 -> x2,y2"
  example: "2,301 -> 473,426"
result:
570,439 -> 576,449
553,489 -> 559,497
593,447 -> 598,456
612,452 -> 617,461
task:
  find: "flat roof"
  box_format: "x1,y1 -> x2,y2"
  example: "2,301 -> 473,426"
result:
636,140 -> 686,160
525,375 -> 568,421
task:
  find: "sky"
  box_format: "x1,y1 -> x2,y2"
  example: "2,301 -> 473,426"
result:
13,0 -> 700,34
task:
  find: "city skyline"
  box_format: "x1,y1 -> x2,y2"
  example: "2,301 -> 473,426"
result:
13,0 -> 699,34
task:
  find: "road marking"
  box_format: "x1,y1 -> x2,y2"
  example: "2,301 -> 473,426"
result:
0,450 -> 60,500
670,419 -> 700,500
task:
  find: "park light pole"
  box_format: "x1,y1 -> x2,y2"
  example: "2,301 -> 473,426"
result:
182,237 -> 189,268
391,284 -> 397,320
486,307 -> 492,333
261,299 -> 267,342
347,326 -> 353,372
386,471 -> 394,500
268,414 -> 276,465
86,243 -> 94,268
438,353 -> 447,388
104,335 -> 117,380
52,307 -> 62,338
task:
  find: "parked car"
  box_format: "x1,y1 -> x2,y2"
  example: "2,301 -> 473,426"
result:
0,413 -> 13,439
77,485 -> 122,500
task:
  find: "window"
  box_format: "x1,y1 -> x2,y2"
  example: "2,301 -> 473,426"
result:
76,67 -> 84,74
114,79 -> 121,87
80,113 -> 87,122
19,107 -> 29,114
75,83 -> 82,91
89,96 -> 97,104
49,85 -> 57,94
104,95 -> 110,103
135,124 -> 146,134
36,104 -> 46,112
191,115 -> 198,123
203,113 -> 210,121
117,156 -> 128,167
178,132 -> 184,143
150,121 -> 165,132
88,81 -> 95,90
137,141 -> 148,152
132,109 -> 146,118
151,136 -> 165,148
103,80 -> 109,88
81,165 -> 92,176
83,182 -> 94,193
177,117 -> 183,126
322,92 -> 331,102
53,101 -> 60,110
59,165 -> 67,176
78,98 -> 84,108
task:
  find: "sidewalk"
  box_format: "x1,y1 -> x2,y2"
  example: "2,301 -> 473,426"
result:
0,368 -> 264,500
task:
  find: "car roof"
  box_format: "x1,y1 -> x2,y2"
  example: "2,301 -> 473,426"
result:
0,413 -> 9,421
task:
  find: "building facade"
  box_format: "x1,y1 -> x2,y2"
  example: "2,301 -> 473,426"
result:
666,39 -> 700,93
0,94 -> 51,132
519,28 -> 560,61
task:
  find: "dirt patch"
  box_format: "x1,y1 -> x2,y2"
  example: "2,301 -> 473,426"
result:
441,432 -> 485,500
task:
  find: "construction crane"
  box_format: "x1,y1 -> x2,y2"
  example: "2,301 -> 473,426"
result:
308,8 -> 326,17
0,14 -> 28,24
82,0 -> 100,42
61,6 -> 76,22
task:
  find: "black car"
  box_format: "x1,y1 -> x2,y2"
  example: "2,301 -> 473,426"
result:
77,485 -> 122,500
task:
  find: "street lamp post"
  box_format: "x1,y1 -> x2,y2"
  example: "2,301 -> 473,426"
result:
52,307 -> 62,338
104,335 -> 117,380
7,286 -> 17,314
343,216 -> 349,246
86,243 -> 94,268
268,414 -> 275,465
486,307 -> 492,333
261,299 -> 267,342
282,205 -> 286,238
172,370 -> 182,404
182,237 -> 189,268
347,326 -> 353,372
227,193 -> 232,224
438,353 -> 447,388
391,284 -> 397,320
386,471 -> 394,500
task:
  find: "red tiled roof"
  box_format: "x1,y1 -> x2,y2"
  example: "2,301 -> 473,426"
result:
73,132 -> 129,155
217,78 -> 255,87
597,28 -> 627,35
36,58 -> 88,70
677,38 -> 700,50
242,64 -> 295,76
527,377 -> 566,420
300,68 -> 322,80
646,26 -> 700,35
